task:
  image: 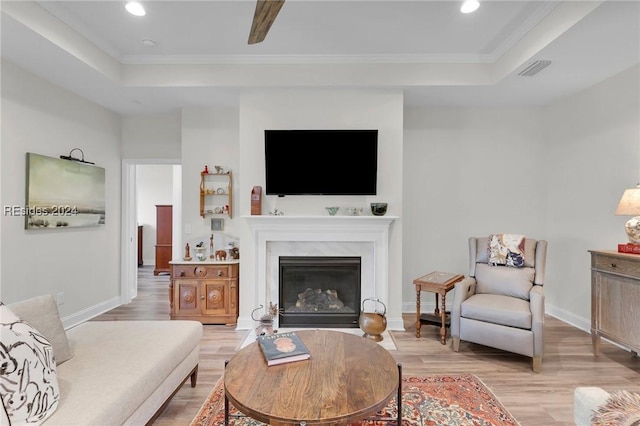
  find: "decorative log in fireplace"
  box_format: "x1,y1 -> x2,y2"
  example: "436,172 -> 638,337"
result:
290,288 -> 352,312
279,256 -> 361,328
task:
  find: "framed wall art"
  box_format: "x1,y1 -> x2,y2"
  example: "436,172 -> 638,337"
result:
211,218 -> 224,231
25,152 -> 105,229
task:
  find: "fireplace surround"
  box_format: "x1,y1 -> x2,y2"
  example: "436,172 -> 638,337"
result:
240,215 -> 400,330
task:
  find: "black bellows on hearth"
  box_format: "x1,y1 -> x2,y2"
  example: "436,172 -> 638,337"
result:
278,256 -> 361,328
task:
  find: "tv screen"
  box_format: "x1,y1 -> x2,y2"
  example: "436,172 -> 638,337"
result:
265,130 -> 378,196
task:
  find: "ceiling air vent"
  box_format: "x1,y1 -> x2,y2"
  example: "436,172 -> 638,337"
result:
518,60 -> 552,77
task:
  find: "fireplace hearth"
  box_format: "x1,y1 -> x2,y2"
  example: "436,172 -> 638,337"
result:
279,256 -> 361,328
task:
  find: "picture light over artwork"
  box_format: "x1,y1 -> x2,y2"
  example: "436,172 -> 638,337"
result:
60,148 -> 95,165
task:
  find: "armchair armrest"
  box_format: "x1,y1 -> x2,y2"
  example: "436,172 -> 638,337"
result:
530,284 -> 545,324
451,277 -> 476,338
530,284 -> 545,357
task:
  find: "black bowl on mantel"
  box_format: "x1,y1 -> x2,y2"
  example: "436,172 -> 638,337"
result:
370,203 -> 388,216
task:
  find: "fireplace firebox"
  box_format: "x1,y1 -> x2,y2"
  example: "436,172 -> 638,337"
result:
279,256 -> 361,328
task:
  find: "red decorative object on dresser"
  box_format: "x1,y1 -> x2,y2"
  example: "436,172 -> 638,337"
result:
618,243 -> 640,254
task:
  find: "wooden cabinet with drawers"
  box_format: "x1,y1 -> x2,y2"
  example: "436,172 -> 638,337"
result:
169,260 -> 239,325
589,250 -> 640,356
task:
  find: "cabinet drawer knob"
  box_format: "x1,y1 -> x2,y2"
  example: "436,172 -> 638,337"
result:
180,271 -> 185,277
217,270 -> 223,276
200,296 -> 205,300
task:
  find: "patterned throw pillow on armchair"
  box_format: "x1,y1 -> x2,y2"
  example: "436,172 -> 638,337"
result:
488,233 -> 526,268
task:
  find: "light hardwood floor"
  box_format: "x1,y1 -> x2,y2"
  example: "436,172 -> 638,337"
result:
94,266 -> 640,426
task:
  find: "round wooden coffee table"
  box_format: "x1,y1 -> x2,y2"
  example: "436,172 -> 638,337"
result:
224,330 -> 400,425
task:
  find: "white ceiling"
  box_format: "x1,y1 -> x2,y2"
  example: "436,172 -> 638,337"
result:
1,0 -> 639,115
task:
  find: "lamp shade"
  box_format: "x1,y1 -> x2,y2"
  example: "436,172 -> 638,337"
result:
615,186 -> 640,215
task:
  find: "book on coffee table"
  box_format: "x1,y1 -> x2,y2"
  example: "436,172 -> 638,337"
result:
257,332 -> 311,366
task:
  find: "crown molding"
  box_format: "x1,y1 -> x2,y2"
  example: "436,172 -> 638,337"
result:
119,52 -> 496,65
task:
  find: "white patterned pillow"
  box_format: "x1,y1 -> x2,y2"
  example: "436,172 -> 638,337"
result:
0,303 -> 60,425
488,233 -> 526,268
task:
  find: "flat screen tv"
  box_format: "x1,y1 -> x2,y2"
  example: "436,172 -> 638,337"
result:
264,130 -> 378,196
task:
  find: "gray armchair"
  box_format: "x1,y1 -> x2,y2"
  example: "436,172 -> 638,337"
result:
451,236 -> 548,372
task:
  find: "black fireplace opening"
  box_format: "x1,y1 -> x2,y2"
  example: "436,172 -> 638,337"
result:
279,256 -> 361,328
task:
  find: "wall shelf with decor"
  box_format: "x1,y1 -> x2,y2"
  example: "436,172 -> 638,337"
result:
200,171 -> 232,218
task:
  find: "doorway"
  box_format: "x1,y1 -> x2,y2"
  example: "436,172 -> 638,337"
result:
121,159 -> 181,304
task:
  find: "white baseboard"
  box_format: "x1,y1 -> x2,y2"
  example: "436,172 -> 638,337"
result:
545,304 -> 590,332
545,304 -> 636,352
387,317 -> 405,331
61,296 -> 121,330
236,316 -> 254,330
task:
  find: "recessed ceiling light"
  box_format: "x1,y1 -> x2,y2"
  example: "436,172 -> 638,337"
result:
126,2 -> 146,17
142,39 -> 157,47
461,0 -> 480,14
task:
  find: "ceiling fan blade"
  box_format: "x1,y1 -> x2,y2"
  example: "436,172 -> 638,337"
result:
248,0 -> 285,45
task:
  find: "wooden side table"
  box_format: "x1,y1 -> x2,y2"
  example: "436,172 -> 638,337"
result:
414,271 -> 464,344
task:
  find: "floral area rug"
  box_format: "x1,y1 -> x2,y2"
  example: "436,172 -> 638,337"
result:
191,374 -> 520,426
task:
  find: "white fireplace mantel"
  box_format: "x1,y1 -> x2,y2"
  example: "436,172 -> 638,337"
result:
245,215 -> 396,237
239,215 -> 399,330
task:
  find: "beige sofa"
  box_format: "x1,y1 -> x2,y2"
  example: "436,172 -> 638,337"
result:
4,295 -> 202,425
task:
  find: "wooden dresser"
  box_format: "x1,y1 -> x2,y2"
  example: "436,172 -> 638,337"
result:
154,205 -> 172,275
589,250 -> 640,356
169,260 -> 239,325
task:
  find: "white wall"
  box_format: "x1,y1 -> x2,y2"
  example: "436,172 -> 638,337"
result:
181,107 -> 240,252
236,89 -> 404,327
136,164 -> 174,265
544,63 -> 640,326
121,114 -> 181,159
0,60 -> 122,325
120,114 -> 181,284
402,64 -> 640,330
403,107 -> 547,312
